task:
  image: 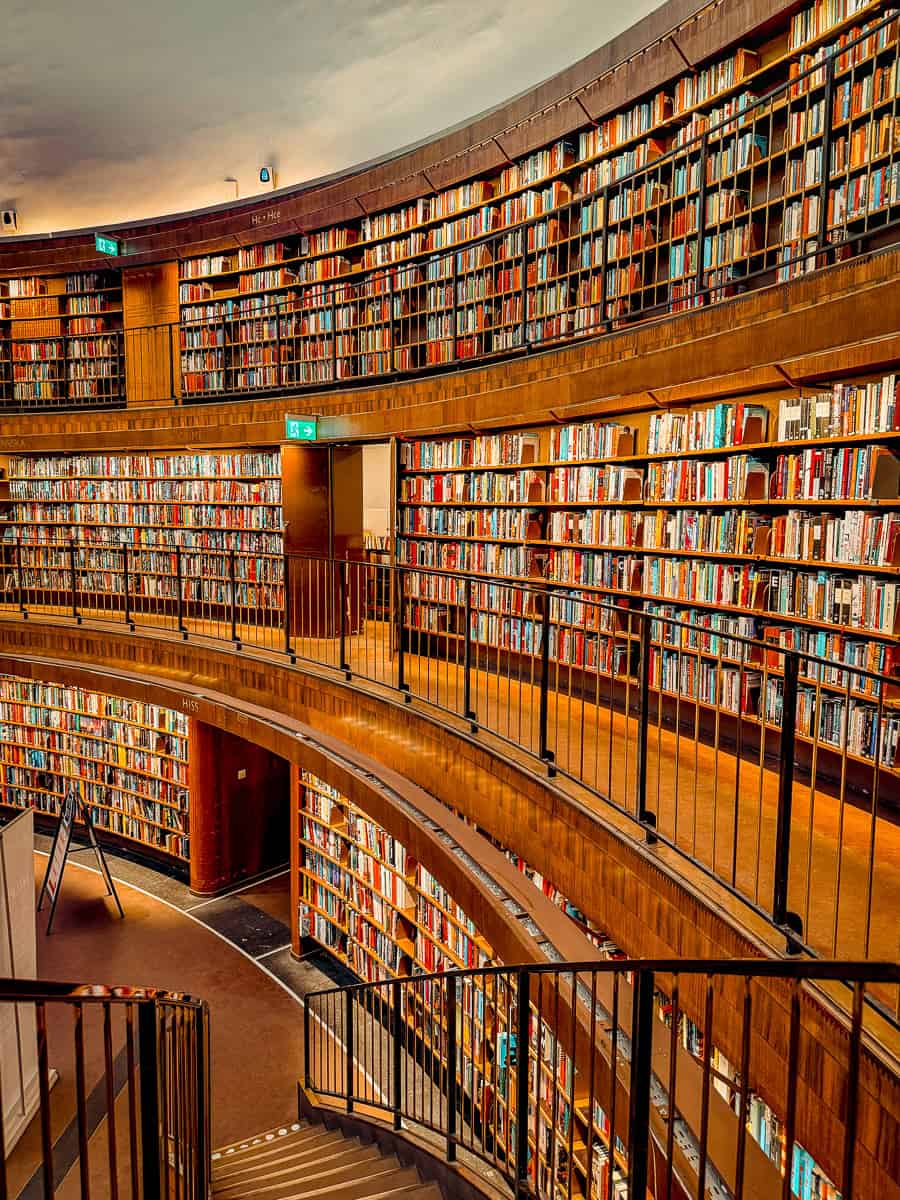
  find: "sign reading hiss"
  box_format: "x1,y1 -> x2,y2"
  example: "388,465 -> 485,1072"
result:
285,415 -> 318,441
94,233 -> 120,256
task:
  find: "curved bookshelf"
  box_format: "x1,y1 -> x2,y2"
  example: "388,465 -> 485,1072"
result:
1,0 -> 899,412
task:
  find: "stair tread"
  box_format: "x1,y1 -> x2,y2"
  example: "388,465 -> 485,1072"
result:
214,1123 -> 310,1155
213,1130 -> 349,1177
213,1163 -> 419,1200
214,1145 -> 386,1191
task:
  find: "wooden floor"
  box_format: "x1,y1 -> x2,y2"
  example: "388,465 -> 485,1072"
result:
6,602 -> 899,1003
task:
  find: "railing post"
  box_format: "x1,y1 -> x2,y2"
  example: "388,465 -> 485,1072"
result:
122,543 -> 134,630
445,974 -> 457,1163
345,989 -> 354,1113
817,55 -> 837,266
68,539 -> 81,624
514,967 -> 531,1199
303,996 -> 312,1090
228,549 -> 240,649
331,289 -> 338,384
275,298 -> 284,389
628,968 -> 655,1200
636,612 -> 657,843
195,1005 -> 210,1200
451,253 -> 458,363
599,186 -> 611,332
338,558 -> 350,677
175,545 -> 187,638
694,133 -> 709,306
388,271 -> 396,374
519,232 -> 528,349
538,592 -> 555,772
391,980 -> 403,1131
137,999 -> 161,1200
463,577 -> 477,729
283,550 -> 296,662
774,650 -> 804,949
397,567 -> 411,701
14,538 -> 26,617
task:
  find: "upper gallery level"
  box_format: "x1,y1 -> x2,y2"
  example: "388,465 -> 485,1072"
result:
1,0 -> 899,414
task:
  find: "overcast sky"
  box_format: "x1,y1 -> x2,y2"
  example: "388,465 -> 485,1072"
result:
0,0 -> 665,235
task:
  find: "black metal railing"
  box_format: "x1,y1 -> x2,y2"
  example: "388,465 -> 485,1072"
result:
1,541 -> 898,1020
0,979 -> 210,1200
304,958 -> 900,1200
2,8 -> 900,414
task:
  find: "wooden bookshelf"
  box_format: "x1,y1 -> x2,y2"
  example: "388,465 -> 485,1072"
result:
396,370 -> 900,776
1,449 -> 284,619
294,767 -> 628,1200
102,1 -> 888,397
0,675 -> 190,862
0,271 -> 125,410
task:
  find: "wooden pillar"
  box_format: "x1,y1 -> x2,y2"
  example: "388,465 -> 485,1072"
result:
188,719 -> 291,895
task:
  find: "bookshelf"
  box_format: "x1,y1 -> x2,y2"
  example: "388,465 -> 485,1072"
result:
140,0 -> 894,396
1,271 -> 124,410
1,449 -> 284,621
294,767 -> 625,1199
0,675 -> 190,863
397,371 -> 900,777
1,2 -> 899,410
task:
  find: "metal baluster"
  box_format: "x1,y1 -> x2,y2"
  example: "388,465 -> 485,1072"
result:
773,650 -> 803,949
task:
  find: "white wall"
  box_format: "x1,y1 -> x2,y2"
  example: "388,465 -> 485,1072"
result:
362,443 -> 392,543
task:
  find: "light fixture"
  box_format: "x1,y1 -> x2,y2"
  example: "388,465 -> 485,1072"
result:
224,177 -> 239,199
259,166 -> 277,189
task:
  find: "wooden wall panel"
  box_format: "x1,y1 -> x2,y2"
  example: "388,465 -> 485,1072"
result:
123,263 -> 180,405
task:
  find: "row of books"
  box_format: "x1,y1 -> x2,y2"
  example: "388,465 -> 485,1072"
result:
0,677 -> 191,861
9,451 -> 281,480
12,478 -> 282,504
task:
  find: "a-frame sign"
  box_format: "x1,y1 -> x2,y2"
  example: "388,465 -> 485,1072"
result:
38,788 -> 124,933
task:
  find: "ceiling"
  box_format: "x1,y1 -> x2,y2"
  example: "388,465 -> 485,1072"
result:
0,0 -> 665,237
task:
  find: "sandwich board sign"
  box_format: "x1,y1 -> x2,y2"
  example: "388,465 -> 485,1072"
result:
37,788 -> 124,933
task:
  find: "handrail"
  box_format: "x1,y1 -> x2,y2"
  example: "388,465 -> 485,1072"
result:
302,957 -> 900,1200
3,7 -> 900,413
1,544 -> 898,1026
0,978 -> 210,1200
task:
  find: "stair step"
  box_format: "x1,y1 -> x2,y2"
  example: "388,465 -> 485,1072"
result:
214,1123 -> 309,1157
213,1130 -> 348,1178
214,1143 -> 384,1192
213,1163 -> 420,1200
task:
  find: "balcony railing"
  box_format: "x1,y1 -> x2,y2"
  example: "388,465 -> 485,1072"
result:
1,541 -> 897,1025
3,8 -> 900,414
304,958 -> 900,1200
0,980 -> 210,1200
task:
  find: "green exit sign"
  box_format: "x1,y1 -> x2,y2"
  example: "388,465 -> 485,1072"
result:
285,416 -> 318,441
94,233 -> 120,256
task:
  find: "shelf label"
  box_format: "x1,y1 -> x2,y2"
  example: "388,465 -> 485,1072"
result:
94,233 -> 120,256
285,415 -> 318,441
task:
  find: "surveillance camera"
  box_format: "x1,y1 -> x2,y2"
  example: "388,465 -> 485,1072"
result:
259,167 -> 271,184
1,210 -> 17,231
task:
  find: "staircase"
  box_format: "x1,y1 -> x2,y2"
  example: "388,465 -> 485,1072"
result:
211,1121 -> 443,1200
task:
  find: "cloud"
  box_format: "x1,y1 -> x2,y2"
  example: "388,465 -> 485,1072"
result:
0,0 -> 665,234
